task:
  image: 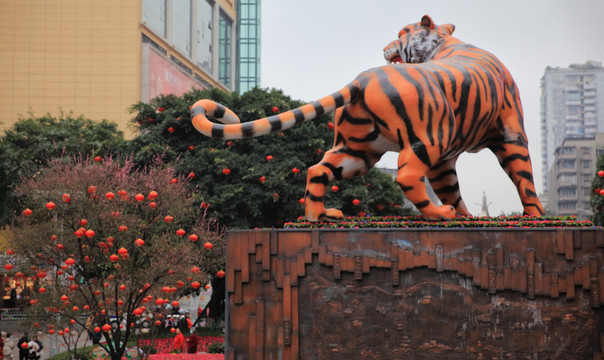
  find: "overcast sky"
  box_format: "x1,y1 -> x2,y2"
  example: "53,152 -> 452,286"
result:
259,0 -> 604,216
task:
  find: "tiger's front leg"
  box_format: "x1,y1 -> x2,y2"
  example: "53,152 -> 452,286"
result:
304,147 -> 371,222
397,152 -> 456,220
427,158 -> 470,216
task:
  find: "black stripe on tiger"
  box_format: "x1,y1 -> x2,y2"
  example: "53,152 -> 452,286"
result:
379,72 -> 432,168
309,172 -> 329,185
414,200 -> 430,209
433,182 -> 460,194
211,126 -> 224,138
214,104 -> 226,118
269,116 -> 282,131
190,106 -> 206,118
293,109 -> 305,124
429,168 -> 457,183
312,101 -> 325,117
499,153 -> 530,169
304,190 -> 324,202
241,122 -> 255,138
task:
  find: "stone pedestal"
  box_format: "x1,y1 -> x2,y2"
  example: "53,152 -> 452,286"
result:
225,228 -> 604,359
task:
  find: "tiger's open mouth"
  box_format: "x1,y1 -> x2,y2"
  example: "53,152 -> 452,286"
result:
388,55 -> 403,64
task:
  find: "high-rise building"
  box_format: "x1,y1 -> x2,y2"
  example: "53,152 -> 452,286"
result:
539,61 -> 604,189
0,0 -> 251,138
546,134 -> 604,220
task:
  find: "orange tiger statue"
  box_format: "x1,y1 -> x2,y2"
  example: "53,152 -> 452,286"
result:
190,15 -> 544,221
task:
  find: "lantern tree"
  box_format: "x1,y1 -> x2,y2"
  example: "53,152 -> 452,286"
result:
591,153 -> 604,225
128,87 -> 414,229
7,157 -> 224,360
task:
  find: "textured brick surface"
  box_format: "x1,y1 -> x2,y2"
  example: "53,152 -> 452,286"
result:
226,229 -> 604,359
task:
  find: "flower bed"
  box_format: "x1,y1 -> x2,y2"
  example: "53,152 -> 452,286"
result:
284,215 -> 597,229
148,355 -> 224,360
138,336 -> 224,354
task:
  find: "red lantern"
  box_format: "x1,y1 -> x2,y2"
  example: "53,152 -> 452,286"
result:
191,281 -> 201,289
74,229 -> 84,238
176,229 -> 186,236
88,186 -> 96,195
94,326 -> 101,333
135,193 -> 145,202
222,168 -> 231,175
164,215 -> 174,223
134,308 -> 143,316
259,176 -> 266,183
94,156 -> 102,162
119,284 -> 126,291
22,208 -> 33,216
46,202 -> 56,210
102,324 -> 112,332
109,254 -> 119,262
155,320 -> 162,326
21,343 -> 28,349
118,225 -> 128,232
299,198 -> 305,204
352,199 -> 361,206
272,106 -> 279,113
331,185 -> 339,192
599,170 -> 604,177
170,178 -> 178,184
327,122 -> 335,130
205,284 -> 211,290
38,287 -> 46,293
134,238 -> 145,247
48,329 -> 56,335
65,258 -> 75,266
72,306 -> 79,312
168,126 -> 175,133
266,155 -> 274,161
37,270 -> 47,278
217,270 -> 226,278
170,328 -> 176,333
176,280 -> 185,288
118,247 -> 128,256
85,229 -> 95,238
60,295 -> 69,301
4,263 -> 13,271
62,193 -> 71,203
172,300 -> 179,307
292,167 -> 300,174
6,249 -> 15,255
148,191 -> 158,200
189,234 -> 199,242
204,242 -> 213,250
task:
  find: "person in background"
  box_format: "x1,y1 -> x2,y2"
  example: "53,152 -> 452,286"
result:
2,333 -> 16,360
186,331 -> 200,354
26,336 -> 41,360
16,334 -> 28,360
172,328 -> 184,354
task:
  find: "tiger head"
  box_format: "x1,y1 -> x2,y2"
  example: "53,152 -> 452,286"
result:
383,15 -> 455,64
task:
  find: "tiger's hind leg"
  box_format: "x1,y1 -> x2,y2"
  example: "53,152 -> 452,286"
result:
397,151 -> 457,220
427,158 -> 470,216
304,145 -> 376,222
491,83 -> 544,216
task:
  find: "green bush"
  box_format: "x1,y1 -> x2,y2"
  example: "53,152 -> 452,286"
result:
46,346 -> 96,360
207,342 -> 224,354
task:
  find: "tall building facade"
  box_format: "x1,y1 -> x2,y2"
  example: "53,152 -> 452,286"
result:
0,0 -> 241,138
540,61 -> 604,219
546,134 -> 604,220
540,61 -> 604,189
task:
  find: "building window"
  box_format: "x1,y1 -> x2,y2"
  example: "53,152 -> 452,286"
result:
559,187 -> 576,196
218,10 -> 232,87
143,0 -> 167,37
196,0 -> 213,73
237,0 -> 261,93
172,0 -> 192,57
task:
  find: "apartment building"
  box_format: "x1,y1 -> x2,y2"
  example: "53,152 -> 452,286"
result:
0,0 -> 261,138
540,61 -> 604,190
546,134 -> 604,219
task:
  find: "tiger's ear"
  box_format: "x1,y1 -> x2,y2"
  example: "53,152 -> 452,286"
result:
440,23 -> 455,36
420,15 -> 436,30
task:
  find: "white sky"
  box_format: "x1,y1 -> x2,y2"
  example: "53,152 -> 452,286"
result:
260,0 -> 604,216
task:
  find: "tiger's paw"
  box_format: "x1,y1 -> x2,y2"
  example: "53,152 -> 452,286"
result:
317,208 -> 344,222
421,205 -> 456,221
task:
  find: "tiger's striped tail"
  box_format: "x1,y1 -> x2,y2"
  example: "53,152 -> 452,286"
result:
190,84 -> 357,140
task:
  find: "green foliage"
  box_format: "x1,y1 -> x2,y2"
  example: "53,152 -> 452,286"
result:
128,88 -> 412,228
590,154 -> 604,225
0,113 -> 128,225
46,345 -> 96,360
207,341 -> 225,354
9,157 -> 224,360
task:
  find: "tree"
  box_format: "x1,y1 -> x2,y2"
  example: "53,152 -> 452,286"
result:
0,113 -> 128,226
591,153 -> 604,225
6,157 -> 224,360
128,88 -> 413,229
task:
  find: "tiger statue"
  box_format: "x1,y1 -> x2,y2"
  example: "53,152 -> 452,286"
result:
190,15 -> 544,221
